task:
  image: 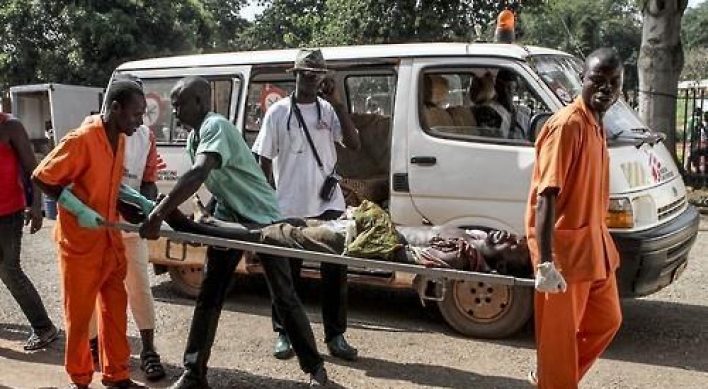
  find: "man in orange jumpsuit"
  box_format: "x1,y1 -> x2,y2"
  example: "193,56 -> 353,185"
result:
525,48 -> 624,389
33,81 -> 148,389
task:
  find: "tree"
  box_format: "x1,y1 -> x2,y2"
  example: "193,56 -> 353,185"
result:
244,0 -> 519,49
0,0 -> 247,91
681,2 -> 708,51
519,0 -> 642,93
637,0 -> 688,158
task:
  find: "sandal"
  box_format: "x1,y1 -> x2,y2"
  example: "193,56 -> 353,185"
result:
24,325 -> 60,351
102,379 -> 148,389
140,350 -> 166,381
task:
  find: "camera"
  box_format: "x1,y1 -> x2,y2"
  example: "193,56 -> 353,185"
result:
319,173 -> 340,201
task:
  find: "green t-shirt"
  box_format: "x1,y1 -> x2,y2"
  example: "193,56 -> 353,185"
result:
187,112 -> 282,224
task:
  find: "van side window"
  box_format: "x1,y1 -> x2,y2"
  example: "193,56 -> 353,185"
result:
419,69 -> 550,143
140,78 -> 236,144
340,74 -> 396,208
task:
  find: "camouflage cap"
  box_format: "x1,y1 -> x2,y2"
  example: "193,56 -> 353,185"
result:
288,48 -> 328,73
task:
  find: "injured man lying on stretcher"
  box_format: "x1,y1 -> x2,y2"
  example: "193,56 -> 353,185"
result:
124,200 -> 532,278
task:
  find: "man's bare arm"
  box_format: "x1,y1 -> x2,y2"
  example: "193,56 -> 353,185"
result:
535,189 -> 558,263
258,156 -> 275,189
139,152 -> 219,239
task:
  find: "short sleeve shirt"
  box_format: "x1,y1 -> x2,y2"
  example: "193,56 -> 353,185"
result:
33,119 -> 126,260
187,112 -> 281,224
524,97 -> 619,283
252,96 -> 345,218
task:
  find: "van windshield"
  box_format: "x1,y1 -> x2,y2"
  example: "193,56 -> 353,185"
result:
529,55 -> 649,140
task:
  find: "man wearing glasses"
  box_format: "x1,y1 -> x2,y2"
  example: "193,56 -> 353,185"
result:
252,48 -> 361,362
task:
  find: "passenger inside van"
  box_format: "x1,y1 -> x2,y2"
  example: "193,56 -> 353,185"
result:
495,69 -> 532,140
421,75 -> 455,128
470,72 -> 512,138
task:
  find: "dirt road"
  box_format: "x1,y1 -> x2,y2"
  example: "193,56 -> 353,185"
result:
1,219 -> 707,388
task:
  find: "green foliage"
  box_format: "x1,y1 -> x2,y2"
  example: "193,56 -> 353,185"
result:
0,0 -> 248,90
519,0 -> 641,91
682,2 -> 708,51
244,0 -> 520,49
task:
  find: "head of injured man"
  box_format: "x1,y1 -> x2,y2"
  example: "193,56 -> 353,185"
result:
477,230 -> 531,276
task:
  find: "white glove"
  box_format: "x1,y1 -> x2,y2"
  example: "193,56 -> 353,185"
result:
535,262 -> 567,293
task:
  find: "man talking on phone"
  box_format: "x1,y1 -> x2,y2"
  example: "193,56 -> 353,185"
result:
252,48 -> 361,361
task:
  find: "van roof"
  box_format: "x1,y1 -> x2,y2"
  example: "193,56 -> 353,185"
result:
117,43 -> 572,71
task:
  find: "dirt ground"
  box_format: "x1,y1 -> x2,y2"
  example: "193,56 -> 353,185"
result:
1,218 -> 708,389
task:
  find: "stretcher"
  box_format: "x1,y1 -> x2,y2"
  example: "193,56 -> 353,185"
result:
111,222 -> 535,288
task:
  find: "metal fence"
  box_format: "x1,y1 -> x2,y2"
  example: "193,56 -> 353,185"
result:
676,87 -> 708,188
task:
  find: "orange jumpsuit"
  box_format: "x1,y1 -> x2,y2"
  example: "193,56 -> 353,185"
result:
525,97 -> 622,389
33,119 -> 130,386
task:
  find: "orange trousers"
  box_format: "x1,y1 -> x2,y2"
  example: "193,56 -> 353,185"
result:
60,246 -> 130,385
534,273 -> 622,389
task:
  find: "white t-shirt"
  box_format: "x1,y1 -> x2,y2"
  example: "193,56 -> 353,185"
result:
252,96 -> 345,218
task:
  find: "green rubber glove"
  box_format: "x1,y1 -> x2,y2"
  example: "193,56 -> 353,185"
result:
118,183 -> 155,215
57,188 -> 104,229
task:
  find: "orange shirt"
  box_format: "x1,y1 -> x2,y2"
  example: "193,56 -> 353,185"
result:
33,119 -> 126,261
525,97 -> 619,283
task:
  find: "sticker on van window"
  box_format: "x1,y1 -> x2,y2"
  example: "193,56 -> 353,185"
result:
260,84 -> 287,112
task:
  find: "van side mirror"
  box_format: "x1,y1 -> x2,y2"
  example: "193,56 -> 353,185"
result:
529,112 -> 553,143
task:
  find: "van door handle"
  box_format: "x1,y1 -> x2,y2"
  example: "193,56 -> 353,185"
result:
411,156 -> 437,166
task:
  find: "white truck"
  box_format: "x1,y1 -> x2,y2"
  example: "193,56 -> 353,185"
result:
7,83 -> 104,218
8,83 -> 104,152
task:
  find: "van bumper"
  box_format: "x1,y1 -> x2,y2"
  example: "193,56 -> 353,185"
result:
612,205 -> 700,298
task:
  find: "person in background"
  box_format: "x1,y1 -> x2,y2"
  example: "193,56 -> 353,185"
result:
139,76 -> 328,388
84,73 -> 165,382
0,112 -> 60,351
252,48 -> 361,362
32,80 -> 148,389
525,48 -> 624,389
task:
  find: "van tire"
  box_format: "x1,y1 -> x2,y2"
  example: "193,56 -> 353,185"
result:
437,280 -> 533,339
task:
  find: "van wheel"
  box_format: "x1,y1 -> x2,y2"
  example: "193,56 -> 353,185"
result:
168,265 -> 205,298
437,280 -> 533,339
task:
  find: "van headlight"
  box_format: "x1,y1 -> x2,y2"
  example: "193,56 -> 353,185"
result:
606,198 -> 634,229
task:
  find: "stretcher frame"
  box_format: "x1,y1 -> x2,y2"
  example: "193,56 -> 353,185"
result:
112,222 -> 535,288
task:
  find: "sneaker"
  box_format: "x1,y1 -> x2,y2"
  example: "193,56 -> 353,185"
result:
273,332 -> 294,360
326,334 -> 358,361
527,370 -> 538,387
24,325 -> 60,351
309,365 -> 328,387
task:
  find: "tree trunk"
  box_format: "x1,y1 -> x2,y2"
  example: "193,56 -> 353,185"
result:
637,0 -> 688,162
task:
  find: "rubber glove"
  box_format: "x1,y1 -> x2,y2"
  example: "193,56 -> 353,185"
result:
118,183 -> 155,215
535,262 -> 567,293
57,188 -> 104,229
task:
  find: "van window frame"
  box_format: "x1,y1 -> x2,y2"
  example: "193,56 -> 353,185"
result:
343,69 -> 398,117
118,72 -> 243,147
416,63 -> 552,147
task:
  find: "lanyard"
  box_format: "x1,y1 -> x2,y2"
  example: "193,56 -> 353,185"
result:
287,93 -> 322,133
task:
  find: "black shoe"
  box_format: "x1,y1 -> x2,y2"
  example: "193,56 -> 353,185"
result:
24,325 -> 60,351
309,365 -> 328,387
168,371 -> 211,389
67,384 -> 89,389
272,333 -> 294,360
326,334 -> 358,361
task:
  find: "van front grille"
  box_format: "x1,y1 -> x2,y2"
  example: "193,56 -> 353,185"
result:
658,197 -> 686,221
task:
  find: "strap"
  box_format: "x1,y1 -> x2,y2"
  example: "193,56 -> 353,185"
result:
290,93 -> 324,170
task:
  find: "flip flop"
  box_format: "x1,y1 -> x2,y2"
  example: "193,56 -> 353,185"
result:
140,350 -> 166,381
